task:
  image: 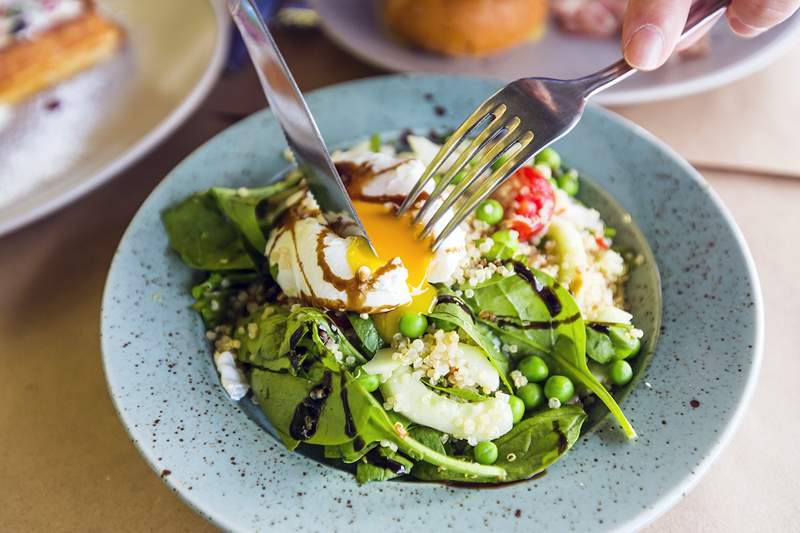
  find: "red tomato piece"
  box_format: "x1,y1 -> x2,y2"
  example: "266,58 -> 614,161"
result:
495,166 -> 555,241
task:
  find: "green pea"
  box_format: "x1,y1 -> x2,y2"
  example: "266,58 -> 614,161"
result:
357,373 -> 380,392
556,169 -> 579,196
535,147 -> 561,170
369,133 -> 381,152
483,229 -> 520,261
517,383 -> 544,410
474,441 -> 498,465
544,375 -> 574,403
608,326 -> 641,359
491,155 -> 509,171
476,199 -> 504,225
491,229 -> 518,249
451,169 -> 467,185
609,360 -> 633,386
517,355 -> 549,383
398,313 -> 428,339
603,227 -> 617,238
508,395 -> 525,424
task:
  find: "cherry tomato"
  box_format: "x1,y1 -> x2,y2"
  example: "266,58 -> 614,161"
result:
495,166 -> 555,241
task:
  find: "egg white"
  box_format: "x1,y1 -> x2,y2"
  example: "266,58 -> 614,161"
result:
266,150 -> 468,313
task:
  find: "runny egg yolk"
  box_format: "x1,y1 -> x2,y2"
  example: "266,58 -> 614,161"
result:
346,200 -> 437,342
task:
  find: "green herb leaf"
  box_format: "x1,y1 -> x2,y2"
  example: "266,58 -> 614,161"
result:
356,448 -> 414,483
412,406 -> 586,483
586,326 -> 616,364
162,176 -> 301,272
346,313 -> 385,356
422,380 -> 486,402
466,265 -> 635,439
427,291 -> 512,392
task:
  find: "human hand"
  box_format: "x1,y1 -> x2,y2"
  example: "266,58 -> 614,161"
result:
622,0 -> 800,70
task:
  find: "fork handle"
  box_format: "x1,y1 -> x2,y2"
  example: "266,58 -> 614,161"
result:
576,0 -> 732,98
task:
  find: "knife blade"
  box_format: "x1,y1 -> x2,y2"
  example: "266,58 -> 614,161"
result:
226,0 -> 373,248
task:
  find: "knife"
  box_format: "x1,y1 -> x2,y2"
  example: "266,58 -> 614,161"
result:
226,0 -> 373,248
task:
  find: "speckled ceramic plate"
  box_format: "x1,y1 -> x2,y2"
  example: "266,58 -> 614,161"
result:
0,0 -> 229,236
101,75 -> 763,532
312,0 -> 800,106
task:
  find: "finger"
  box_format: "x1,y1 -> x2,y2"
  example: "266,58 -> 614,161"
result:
728,0 -> 800,37
622,0 -> 694,70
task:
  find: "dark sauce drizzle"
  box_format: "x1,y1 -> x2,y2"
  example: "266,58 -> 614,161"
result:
553,420 -> 568,454
512,262 -> 562,316
288,327 -> 306,370
494,313 -> 581,330
340,373 -> 357,438
435,294 -> 475,318
289,371 -> 333,441
587,323 -> 610,334
364,448 -> 407,475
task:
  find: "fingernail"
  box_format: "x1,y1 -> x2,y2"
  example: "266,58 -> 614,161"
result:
728,15 -> 765,37
624,24 -> 665,70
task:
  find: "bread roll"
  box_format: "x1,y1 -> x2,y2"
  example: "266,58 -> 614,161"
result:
385,0 -> 548,56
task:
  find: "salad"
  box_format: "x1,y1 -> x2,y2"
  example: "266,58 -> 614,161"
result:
163,132 -> 646,484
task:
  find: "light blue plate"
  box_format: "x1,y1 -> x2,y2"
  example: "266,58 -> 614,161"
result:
101,75 -> 763,532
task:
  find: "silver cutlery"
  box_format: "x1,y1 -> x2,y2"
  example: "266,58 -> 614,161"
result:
401,0 -> 731,250
226,0 -> 373,248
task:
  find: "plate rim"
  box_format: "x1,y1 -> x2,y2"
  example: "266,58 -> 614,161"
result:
0,0 -> 231,238
100,73 -> 765,532
310,0 -> 800,107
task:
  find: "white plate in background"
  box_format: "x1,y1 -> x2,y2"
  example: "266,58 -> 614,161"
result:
0,0 -> 230,236
313,0 -> 800,107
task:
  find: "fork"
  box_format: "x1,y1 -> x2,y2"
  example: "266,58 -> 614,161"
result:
400,0 -> 730,250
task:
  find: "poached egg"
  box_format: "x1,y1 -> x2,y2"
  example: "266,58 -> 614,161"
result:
266,151 -> 467,337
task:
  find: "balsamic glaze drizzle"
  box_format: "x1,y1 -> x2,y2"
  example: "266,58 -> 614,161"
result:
364,448 -> 407,475
553,421 -> 568,455
340,373 -> 357,438
288,371 -> 333,440
435,294 -> 475,318
512,262 -> 563,316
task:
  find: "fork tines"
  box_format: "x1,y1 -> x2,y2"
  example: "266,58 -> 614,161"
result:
398,102 -> 536,250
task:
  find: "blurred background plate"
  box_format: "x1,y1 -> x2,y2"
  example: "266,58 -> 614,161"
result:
0,0 -> 230,236
313,0 -> 800,107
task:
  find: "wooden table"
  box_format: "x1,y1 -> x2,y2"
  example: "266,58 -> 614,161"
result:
2,29 -> 799,532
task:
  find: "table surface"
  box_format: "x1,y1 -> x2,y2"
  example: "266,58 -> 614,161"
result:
2,28 -> 799,532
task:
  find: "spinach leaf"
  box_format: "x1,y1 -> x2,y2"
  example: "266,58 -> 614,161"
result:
162,176 -> 301,272
465,266 -> 584,357
545,336 -> 635,438
427,291 -> 512,392
250,365 -> 351,450
412,406 -> 586,483
422,380 -> 486,402
407,426 -> 447,455
251,366 -> 509,480
355,448 -> 414,484
586,326 -> 616,364
339,371 -> 508,480
164,192 -> 255,270
235,306 -> 367,372
466,265 -> 635,439
346,312 -> 385,356
234,305 -> 291,370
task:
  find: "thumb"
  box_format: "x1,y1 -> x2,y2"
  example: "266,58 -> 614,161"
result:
622,0 -> 693,70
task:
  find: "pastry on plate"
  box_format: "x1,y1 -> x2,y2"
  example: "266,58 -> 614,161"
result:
0,0 -> 123,105
384,0 -> 548,56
